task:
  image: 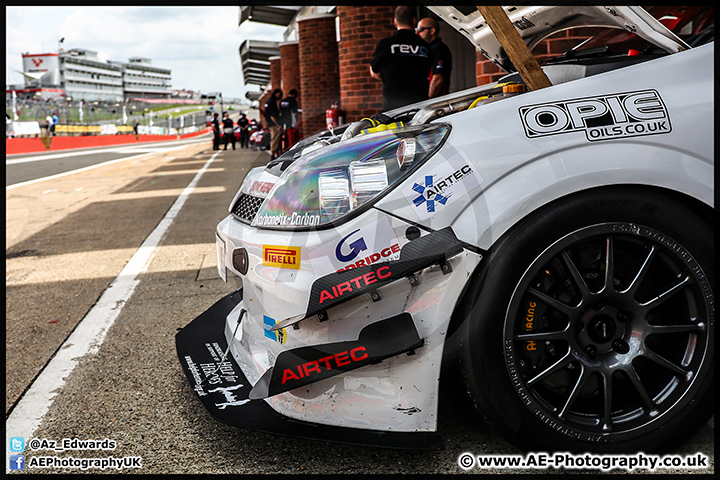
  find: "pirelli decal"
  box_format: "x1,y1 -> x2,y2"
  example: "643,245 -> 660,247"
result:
519,90 -> 671,142
262,245 -> 301,269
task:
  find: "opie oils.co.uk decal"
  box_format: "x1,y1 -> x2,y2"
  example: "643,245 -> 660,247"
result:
519,90 -> 671,142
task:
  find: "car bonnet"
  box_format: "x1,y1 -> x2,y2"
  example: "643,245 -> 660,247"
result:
427,5 -> 690,73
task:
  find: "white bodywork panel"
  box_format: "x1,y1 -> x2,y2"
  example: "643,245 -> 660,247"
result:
376,43 -> 713,249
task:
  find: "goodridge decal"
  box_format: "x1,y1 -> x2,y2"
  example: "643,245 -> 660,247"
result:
262,245 -> 301,269
308,217 -> 402,275
519,89 -> 671,142
405,152 -> 483,221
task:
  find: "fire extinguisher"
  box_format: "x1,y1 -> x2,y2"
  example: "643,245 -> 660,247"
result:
325,101 -> 345,130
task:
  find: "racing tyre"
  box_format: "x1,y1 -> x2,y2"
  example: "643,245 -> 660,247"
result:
461,187 -> 714,452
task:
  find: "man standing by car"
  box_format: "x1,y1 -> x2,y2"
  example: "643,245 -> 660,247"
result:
237,112 -> 249,149
369,6 -> 430,111
211,112 -> 221,150
264,88 -> 283,159
279,89 -> 300,150
222,112 -> 235,150
416,17 -> 452,98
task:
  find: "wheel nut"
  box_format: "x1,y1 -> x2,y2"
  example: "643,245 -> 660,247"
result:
585,345 -> 597,358
612,339 -> 630,354
617,311 -> 634,323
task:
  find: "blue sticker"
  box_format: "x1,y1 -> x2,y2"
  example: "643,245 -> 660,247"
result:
264,315 -> 287,344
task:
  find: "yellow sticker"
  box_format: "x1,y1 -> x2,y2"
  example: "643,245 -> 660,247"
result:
262,245 -> 301,269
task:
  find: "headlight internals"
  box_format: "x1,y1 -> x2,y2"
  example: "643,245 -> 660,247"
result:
252,123 -> 450,229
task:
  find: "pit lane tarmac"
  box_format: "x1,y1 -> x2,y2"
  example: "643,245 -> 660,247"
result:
5,142 -> 714,474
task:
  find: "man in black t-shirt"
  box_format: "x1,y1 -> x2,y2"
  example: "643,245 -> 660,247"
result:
370,6 -> 430,111
237,113 -> 249,149
211,113 -> 220,150
222,112 -> 235,150
279,89 -> 299,129
416,17 -> 452,98
264,88 -> 283,159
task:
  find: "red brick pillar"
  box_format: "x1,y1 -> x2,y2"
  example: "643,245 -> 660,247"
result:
338,6 -> 396,122
298,13 -> 339,135
269,56 -> 282,92
280,42 -> 300,96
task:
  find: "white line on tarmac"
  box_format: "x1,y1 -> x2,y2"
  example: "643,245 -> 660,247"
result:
6,143 -> 196,190
5,151 -> 221,473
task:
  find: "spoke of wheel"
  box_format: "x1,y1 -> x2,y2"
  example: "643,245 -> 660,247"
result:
528,287 -> 578,315
560,250 -> 593,298
516,326 -> 569,342
642,349 -> 689,378
603,236 -> 615,293
559,365 -> 589,419
639,275 -> 691,309
648,322 -> 703,334
626,365 -> 655,410
621,246 -> 656,295
601,372 -> 613,430
527,350 -> 573,386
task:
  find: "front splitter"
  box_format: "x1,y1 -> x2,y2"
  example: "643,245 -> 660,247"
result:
175,289 -> 443,450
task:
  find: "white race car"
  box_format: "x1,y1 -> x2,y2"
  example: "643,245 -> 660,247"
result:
177,6 -> 714,452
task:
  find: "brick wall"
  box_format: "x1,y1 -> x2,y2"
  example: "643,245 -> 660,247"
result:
337,5 -> 396,122
298,14 -> 340,135
475,28 -> 600,86
269,56 -> 282,92
280,42 -> 300,97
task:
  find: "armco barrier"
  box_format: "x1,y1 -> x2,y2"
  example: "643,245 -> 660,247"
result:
6,129 -> 209,155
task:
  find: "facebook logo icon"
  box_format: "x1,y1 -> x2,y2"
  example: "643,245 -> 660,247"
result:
9,454 -> 25,470
10,437 -> 25,452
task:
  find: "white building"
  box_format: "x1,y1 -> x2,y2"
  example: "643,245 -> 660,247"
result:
61,49 -> 124,101
119,57 -> 172,99
9,49 -> 171,102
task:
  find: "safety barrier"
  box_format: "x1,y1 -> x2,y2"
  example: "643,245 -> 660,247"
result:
6,128 -> 209,155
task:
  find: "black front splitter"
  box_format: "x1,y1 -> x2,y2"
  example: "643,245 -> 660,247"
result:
175,289 -> 443,450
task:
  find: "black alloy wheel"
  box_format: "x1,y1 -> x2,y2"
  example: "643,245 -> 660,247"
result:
460,187 -> 714,452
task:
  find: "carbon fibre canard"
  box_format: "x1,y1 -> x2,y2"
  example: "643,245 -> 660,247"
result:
271,227 -> 465,331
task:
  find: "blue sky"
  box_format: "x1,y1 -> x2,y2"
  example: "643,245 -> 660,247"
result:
5,6 -> 287,100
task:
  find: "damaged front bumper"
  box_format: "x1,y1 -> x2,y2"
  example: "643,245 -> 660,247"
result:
176,209 -> 482,449
176,289 -> 443,449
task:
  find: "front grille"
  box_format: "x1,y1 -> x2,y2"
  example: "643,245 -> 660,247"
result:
231,193 -> 264,223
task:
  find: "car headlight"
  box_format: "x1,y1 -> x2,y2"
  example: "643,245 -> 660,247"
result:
252,123 -> 450,229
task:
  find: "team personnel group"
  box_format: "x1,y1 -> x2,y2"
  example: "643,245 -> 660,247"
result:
370,6 -> 452,111
218,7 -> 451,155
